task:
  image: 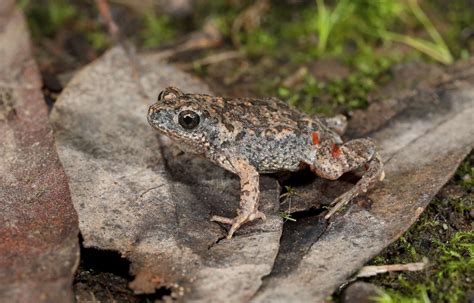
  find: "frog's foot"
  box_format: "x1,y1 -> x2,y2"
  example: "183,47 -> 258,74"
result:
308,138 -> 384,219
325,152 -> 384,219
324,186 -> 363,220
211,211 -> 266,239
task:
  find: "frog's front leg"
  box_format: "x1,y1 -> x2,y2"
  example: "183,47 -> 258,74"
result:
309,138 -> 385,219
211,160 -> 266,239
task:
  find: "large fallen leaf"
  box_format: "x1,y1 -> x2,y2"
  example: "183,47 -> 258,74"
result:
252,61 -> 474,302
51,47 -> 283,301
52,41 -> 473,302
0,4 -> 79,303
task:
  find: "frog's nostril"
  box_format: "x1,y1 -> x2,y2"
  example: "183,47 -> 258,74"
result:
148,106 -> 161,123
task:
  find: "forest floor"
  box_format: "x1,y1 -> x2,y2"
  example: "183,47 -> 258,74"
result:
21,1 -> 473,302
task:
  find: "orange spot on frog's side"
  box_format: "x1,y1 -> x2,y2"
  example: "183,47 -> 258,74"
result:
312,132 -> 319,145
331,144 -> 342,158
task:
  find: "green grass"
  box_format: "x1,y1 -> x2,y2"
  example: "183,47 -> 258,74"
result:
279,211 -> 297,222
226,0 -> 456,65
190,0 -> 467,114
23,0 -> 472,114
375,287 -> 431,303
427,0 -> 474,60
279,186 -> 299,222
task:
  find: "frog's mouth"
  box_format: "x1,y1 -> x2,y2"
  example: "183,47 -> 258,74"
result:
162,130 -> 207,155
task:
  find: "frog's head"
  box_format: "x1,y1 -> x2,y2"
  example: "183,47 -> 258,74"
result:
148,87 -> 216,155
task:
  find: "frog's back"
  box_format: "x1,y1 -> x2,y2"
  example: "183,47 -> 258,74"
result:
195,94 -> 319,132
192,94 -> 335,172
220,97 -> 305,130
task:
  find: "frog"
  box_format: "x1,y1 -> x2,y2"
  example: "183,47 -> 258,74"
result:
148,87 -> 385,239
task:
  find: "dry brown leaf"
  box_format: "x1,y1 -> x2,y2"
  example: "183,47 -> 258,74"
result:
0,4 -> 79,303
252,61 -> 474,302
51,47 -> 283,301
51,42 -> 473,302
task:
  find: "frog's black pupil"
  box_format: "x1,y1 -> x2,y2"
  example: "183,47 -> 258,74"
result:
183,116 -> 193,124
178,110 -> 200,129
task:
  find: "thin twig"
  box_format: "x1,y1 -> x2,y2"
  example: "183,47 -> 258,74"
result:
282,67 -> 308,87
231,0 -> 270,47
178,50 -> 243,70
94,0 -> 120,43
94,0 -> 149,102
356,261 -> 427,278
142,20 -> 223,61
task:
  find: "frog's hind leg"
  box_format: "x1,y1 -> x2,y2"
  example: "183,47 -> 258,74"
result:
308,138 -> 384,219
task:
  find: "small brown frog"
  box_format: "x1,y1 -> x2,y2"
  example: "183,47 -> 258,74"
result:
148,87 -> 384,239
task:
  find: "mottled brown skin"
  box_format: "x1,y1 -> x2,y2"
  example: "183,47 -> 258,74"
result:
148,87 -> 385,239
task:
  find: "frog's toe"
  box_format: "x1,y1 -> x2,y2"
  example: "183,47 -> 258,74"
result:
248,210 -> 266,221
324,190 -> 356,220
211,211 -> 266,239
210,215 -> 234,225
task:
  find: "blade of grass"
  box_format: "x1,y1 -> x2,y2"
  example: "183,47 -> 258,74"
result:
383,31 -> 453,64
315,0 -> 353,55
315,0 -> 330,54
369,0 -> 452,64
408,0 -> 448,51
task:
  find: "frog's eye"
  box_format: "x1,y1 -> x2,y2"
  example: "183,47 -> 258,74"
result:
178,110 -> 200,129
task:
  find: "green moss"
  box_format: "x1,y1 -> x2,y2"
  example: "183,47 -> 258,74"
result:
376,287 -> 431,303
367,156 -> 474,303
373,232 -> 474,303
85,31 -> 109,51
373,230 -> 473,303
241,29 -> 278,58
454,156 -> 474,192
140,11 -> 176,49
195,0 -> 243,36
22,0 -> 77,39
275,60 -> 394,115
21,0 -> 111,53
